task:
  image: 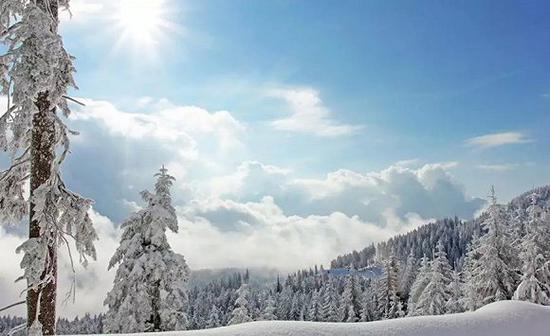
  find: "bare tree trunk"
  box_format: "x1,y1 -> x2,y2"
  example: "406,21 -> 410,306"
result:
27,1 -> 60,334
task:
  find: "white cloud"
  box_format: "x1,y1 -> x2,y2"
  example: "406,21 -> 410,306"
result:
176,196 -> 425,271
122,199 -> 142,212
209,161 -> 291,198
211,160 -> 483,226
477,162 -> 533,172
267,87 -> 363,137
465,132 -> 532,149
394,158 -> 421,168
71,97 -> 245,158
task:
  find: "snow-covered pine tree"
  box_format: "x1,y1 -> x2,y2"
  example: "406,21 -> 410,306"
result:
513,193 -> 550,304
0,1 -> 97,334
399,250 -> 418,301
395,295 -> 405,318
340,275 -> 359,322
470,188 -> 519,305
104,167 -> 190,333
446,270 -> 464,313
207,305 -> 221,328
307,289 -> 322,322
414,241 -> 452,316
321,282 -> 340,322
408,257 -> 431,315
462,231 -> 482,311
381,255 -> 401,319
261,294 -> 278,320
229,283 -> 253,325
276,286 -> 293,320
359,287 -> 376,322
289,293 -> 302,321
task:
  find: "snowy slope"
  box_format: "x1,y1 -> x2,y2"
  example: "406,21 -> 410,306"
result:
87,301 -> 549,336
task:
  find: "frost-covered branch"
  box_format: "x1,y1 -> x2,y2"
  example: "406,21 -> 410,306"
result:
0,300 -> 25,313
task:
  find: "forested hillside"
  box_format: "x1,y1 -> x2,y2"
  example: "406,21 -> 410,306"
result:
332,185 -> 550,270
331,217 -> 480,270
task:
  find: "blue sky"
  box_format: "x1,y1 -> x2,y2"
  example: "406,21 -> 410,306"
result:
1,0 -> 550,315
62,0 -> 549,197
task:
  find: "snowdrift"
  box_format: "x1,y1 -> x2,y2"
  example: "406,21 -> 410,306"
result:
91,301 -> 550,336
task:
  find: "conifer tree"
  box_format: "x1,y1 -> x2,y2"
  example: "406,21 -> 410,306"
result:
415,242 -> 452,316
307,290 -> 322,321
513,194 -> 550,304
470,188 -> 519,305
359,289 -> 376,322
407,256 -> 431,315
289,293 -> 302,320
381,255 -> 401,319
229,283 -> 253,325
261,295 -> 278,320
1,1 -> 96,334
276,286 -> 293,320
462,231 -> 482,311
341,275 -> 359,322
400,250 -> 418,301
207,305 -> 221,328
104,167 -> 190,333
321,282 -> 340,322
446,270 -> 465,313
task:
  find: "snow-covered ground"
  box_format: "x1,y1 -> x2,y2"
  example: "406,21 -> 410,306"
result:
85,301 -> 549,336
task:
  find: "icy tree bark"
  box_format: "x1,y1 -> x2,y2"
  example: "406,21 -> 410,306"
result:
27,1 -> 60,334
28,93 -> 57,335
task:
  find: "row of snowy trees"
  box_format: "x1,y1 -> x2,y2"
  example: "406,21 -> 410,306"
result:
332,217 -> 477,271
0,314 -> 102,335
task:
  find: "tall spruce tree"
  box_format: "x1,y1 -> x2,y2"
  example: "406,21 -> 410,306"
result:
1,1 -> 96,334
513,194 -> 550,304
399,250 -> 418,301
207,305 -> 221,328
381,254 -> 401,319
359,287 -> 377,322
469,188 -> 519,305
415,242 -> 452,316
341,275 -> 359,322
321,282 -> 340,322
462,231 -> 482,311
307,290 -> 322,321
446,270 -> 465,313
104,167 -> 190,333
229,283 -> 253,325
407,256 -> 431,315
261,295 -> 278,321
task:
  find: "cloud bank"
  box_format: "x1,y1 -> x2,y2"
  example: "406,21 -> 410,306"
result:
267,87 -> 363,137
465,132 -> 532,149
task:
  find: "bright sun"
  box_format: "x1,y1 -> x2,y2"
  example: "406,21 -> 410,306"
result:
113,0 -> 178,58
